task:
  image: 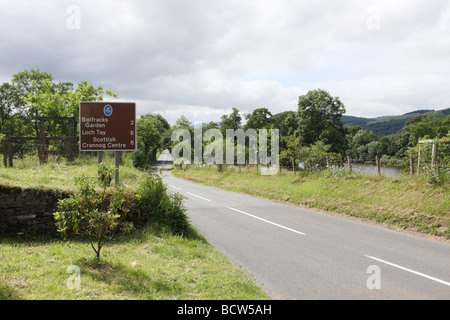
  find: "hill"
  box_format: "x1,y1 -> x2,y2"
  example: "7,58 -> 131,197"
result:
342,108 -> 450,136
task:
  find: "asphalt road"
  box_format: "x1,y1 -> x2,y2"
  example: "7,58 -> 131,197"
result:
161,171 -> 450,300
151,150 -> 173,171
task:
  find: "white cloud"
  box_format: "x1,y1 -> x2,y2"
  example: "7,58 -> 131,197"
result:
1,0 -> 449,124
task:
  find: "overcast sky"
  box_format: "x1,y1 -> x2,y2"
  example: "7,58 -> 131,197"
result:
1,0 -> 450,124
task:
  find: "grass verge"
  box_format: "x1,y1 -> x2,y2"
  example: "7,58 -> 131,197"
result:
0,225 -> 268,300
173,166 -> 450,240
0,154 -> 143,192
0,157 -> 269,300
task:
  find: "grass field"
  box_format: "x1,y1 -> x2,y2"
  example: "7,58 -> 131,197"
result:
173,166 -> 450,241
0,225 -> 268,300
0,156 -> 269,300
0,154 -> 143,192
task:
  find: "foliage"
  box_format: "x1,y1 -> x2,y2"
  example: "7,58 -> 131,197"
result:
299,141 -> 341,171
0,69 -> 118,159
133,113 -> 170,168
244,107 -> 273,131
280,135 -> 303,171
297,89 -> 347,155
137,173 -> 189,235
220,107 -> 242,134
54,164 -> 131,259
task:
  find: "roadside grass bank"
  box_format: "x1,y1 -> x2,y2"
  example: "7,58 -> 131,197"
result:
0,158 -> 269,300
172,166 -> 450,240
0,224 -> 269,300
0,154 -> 143,192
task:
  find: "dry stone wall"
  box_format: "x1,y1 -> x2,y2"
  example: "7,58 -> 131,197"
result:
0,184 -> 71,236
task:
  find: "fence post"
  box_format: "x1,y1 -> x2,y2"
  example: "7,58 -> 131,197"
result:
409,154 -> 414,175
417,147 -> 421,175
2,138 -> 9,167
347,156 -> 352,171
39,120 -> 48,164
8,140 -> 12,167
2,138 -> 13,168
376,156 -> 381,175
115,151 -> 120,186
67,118 -> 76,161
431,143 -> 437,171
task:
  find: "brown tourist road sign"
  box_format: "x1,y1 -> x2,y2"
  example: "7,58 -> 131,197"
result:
79,102 -> 136,151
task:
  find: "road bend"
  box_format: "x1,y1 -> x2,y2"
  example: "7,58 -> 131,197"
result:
161,172 -> 450,300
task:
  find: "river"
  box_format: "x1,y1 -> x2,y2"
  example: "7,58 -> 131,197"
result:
350,163 -> 404,178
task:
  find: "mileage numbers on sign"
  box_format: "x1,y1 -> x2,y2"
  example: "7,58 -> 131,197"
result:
79,102 -> 136,151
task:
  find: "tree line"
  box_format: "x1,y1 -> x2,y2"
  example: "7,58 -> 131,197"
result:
1,69 -> 449,169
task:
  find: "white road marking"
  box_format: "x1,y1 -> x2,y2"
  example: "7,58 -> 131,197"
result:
365,255 -> 450,287
168,184 -> 181,190
228,207 -> 305,236
187,192 -> 212,202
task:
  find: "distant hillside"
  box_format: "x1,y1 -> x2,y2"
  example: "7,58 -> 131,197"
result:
342,108 -> 450,136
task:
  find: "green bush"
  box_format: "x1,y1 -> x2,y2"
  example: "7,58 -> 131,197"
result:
54,164 -> 132,259
54,166 -> 190,260
137,173 -> 189,235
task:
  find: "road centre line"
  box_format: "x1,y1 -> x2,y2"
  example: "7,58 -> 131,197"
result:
167,184 -> 181,190
187,192 -> 212,202
228,207 -> 306,236
365,255 -> 450,287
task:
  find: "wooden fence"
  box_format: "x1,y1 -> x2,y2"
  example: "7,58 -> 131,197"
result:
2,117 -> 78,167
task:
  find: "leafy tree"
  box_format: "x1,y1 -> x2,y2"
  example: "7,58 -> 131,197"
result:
273,111 -> 300,138
23,79 -> 118,137
299,141 -> 340,171
348,128 -> 378,160
12,69 -> 54,135
244,107 -> 273,130
280,134 -> 303,172
0,82 -> 21,136
134,113 -> 171,168
297,89 -> 347,155
220,107 -> 242,134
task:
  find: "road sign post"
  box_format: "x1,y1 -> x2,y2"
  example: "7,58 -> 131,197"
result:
80,102 -> 136,185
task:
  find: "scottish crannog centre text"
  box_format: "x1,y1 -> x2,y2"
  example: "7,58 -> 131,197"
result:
177,304 -> 272,317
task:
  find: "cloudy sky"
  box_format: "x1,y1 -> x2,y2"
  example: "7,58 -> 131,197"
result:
1,0 -> 450,124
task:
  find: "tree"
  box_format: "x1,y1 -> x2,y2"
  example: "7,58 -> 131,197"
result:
280,135 -> 303,173
22,78 -> 118,137
299,141 -> 340,171
273,111 -> 300,138
220,107 -> 242,134
12,69 -> 54,135
297,89 -> 347,155
244,107 -> 273,131
0,82 -> 20,136
348,128 -> 378,160
133,113 -> 171,168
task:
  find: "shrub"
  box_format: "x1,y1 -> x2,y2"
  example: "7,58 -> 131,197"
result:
137,173 -> 189,235
54,164 -> 132,259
